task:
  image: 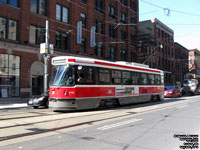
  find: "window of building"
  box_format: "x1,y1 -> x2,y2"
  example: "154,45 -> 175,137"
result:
120,30 -> 127,41
108,46 -> 116,61
55,32 -> 69,51
0,17 -> 6,39
31,0 -> 47,16
80,13 -> 86,28
0,54 -> 20,97
120,49 -> 127,61
109,25 -> 116,39
157,56 -> 160,67
108,5 -> 116,19
130,0 -> 136,11
56,4 -> 69,24
80,38 -> 86,53
157,28 -> 160,38
171,48 -> 173,56
0,17 -> 18,41
95,0 -> 104,13
81,0 -> 86,4
95,20 -> 104,34
130,17 -> 136,28
120,12 -> 127,23
131,52 -> 136,62
0,0 -> 19,7
94,46 -> 104,58
120,0 -> 127,6
131,34 -> 135,46
29,25 -> 45,44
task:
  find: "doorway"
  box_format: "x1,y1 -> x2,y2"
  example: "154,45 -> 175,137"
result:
30,61 -> 44,96
32,75 -> 43,95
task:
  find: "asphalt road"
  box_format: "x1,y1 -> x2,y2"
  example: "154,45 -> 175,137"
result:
1,96 -> 200,150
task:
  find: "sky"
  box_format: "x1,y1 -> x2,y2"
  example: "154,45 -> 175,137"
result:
139,0 -> 200,50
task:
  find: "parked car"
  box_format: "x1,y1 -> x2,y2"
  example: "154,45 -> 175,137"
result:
27,94 -> 49,108
164,86 -> 182,98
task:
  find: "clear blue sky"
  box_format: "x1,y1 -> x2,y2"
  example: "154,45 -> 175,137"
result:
139,0 -> 200,50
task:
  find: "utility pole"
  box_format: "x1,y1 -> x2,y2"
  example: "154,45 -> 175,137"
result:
44,20 -> 49,97
40,20 -> 53,97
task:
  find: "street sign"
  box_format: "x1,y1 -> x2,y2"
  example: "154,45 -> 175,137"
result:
90,26 -> 96,47
77,21 -> 82,44
40,43 -> 54,54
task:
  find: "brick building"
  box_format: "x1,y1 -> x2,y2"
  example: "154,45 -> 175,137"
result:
174,42 -> 188,85
139,18 -> 175,85
0,0 -> 139,98
188,49 -> 200,79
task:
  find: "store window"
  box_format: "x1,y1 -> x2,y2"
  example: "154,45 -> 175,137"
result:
0,54 -> 20,97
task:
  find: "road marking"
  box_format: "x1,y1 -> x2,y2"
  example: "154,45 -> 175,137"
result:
0,104 -> 27,109
176,104 -> 189,109
97,118 -> 142,130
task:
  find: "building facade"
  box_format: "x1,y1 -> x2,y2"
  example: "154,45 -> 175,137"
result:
174,42 -> 188,85
0,0 -> 139,98
139,18 -> 175,85
188,49 -> 200,79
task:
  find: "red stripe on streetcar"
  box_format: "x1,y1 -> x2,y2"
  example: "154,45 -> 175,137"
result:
68,59 -> 75,62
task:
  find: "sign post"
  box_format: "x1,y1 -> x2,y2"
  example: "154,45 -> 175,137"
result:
40,20 -> 54,97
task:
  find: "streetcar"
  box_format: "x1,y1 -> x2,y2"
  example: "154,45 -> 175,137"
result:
49,56 -> 164,111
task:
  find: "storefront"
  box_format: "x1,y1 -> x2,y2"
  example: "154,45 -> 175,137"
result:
0,54 -> 20,98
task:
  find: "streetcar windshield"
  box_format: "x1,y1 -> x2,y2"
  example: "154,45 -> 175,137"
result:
49,65 -> 75,86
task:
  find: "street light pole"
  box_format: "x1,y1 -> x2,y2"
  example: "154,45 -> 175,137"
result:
44,20 -> 49,97
40,20 -> 54,97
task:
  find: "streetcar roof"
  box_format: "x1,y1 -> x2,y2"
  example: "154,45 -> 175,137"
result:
52,56 -> 163,74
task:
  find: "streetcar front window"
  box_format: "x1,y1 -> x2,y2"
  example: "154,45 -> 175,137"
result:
49,65 -> 75,86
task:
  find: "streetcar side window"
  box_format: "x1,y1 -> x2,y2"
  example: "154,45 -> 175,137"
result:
76,66 -> 94,84
132,72 -> 139,85
99,69 -> 111,84
148,74 -> 155,85
122,71 -> 132,85
155,75 -> 161,85
138,73 -> 147,85
111,70 -> 121,84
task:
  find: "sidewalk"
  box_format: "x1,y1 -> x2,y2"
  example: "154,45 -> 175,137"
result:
0,98 -> 28,109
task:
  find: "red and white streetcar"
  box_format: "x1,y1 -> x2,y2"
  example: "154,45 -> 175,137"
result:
49,56 -> 164,111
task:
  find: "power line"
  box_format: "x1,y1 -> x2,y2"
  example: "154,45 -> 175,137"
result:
140,0 -> 200,17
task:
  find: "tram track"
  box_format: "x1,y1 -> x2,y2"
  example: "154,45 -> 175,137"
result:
0,98 -> 196,143
0,109 -> 57,121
